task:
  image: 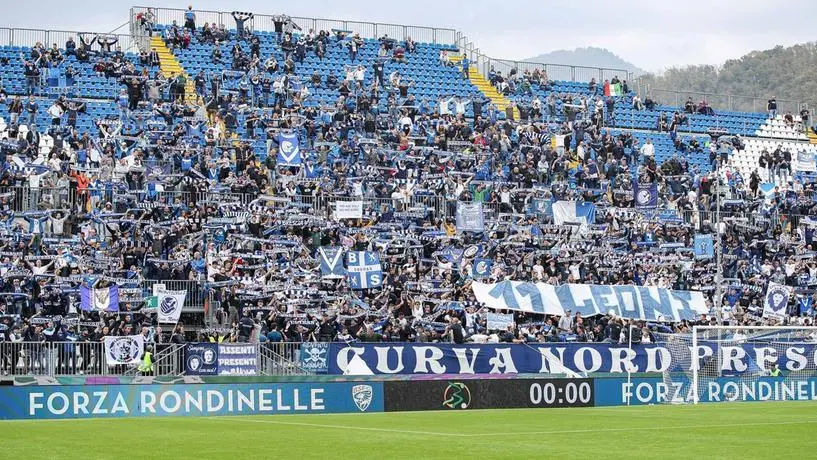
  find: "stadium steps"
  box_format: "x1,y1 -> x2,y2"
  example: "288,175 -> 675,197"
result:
449,54 -> 519,120
150,36 -> 197,105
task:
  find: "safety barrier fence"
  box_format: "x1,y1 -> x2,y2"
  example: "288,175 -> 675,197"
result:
0,342 -> 304,376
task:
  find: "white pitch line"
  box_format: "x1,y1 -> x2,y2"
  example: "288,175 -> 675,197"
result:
206,417 -> 817,438
208,417 -> 468,437
459,419 -> 817,437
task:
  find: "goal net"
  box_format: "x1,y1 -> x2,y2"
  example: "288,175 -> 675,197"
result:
659,326 -> 817,404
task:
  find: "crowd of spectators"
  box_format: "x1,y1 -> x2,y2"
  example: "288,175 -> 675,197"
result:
0,7 -> 816,376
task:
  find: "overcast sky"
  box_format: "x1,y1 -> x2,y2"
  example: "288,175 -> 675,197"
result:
4,0 -> 814,72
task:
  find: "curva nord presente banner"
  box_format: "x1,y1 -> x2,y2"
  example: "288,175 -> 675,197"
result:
304,342 -> 817,376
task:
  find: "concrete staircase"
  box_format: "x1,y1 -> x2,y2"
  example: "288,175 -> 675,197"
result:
150,36 -> 197,104
450,54 -> 519,120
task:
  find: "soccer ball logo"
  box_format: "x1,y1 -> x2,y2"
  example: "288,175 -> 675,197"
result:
443,382 -> 471,409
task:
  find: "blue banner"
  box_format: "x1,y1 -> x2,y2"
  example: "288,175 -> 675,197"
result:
184,343 -> 219,375
346,251 -> 383,289
325,342 -> 817,376
276,132 -> 301,166
0,382 -> 384,419
216,344 -> 258,375
472,258 -> 492,279
633,181 -> 658,210
694,234 -> 714,259
594,377 -> 817,405
318,246 -> 345,278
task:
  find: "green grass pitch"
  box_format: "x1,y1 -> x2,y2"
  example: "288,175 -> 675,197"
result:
5,402 -> 817,459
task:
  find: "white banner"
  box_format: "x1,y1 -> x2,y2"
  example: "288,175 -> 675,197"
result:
104,335 -> 145,366
157,288 -> 187,324
486,312 -> 515,330
334,201 -> 363,220
472,281 -> 708,322
795,152 -> 816,173
763,282 -> 791,319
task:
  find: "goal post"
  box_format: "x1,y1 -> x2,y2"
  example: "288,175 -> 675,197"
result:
661,325 -> 817,404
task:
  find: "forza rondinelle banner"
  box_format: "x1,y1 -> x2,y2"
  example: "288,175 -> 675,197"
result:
384,378 -> 594,411
0,382 -> 383,420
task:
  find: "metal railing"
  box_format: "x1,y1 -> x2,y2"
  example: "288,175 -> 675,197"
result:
637,83 -> 803,116
6,183 -> 814,228
0,185 -> 255,213
0,27 -> 142,53
0,342 -> 182,376
142,280 -> 206,311
130,6 -> 457,45
0,341 -> 306,376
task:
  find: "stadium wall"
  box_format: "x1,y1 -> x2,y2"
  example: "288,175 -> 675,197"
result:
4,373 -> 817,419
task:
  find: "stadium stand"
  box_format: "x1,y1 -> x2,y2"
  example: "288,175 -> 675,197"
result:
0,6 -> 815,376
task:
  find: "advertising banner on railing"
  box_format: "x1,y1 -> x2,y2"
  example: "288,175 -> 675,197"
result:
184,343 -> 258,376
321,342 -> 817,376
0,382 -> 384,419
334,201 -> 363,219
594,376 -> 817,405
471,281 -> 708,322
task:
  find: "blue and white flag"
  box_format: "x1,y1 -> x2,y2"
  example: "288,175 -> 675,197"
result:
471,281 -> 709,322
759,183 -> 776,201
530,198 -> 552,217
318,246 -> 346,278
157,288 -> 187,324
456,202 -> 485,232
472,258 -> 493,279
277,132 -> 301,166
552,201 -> 596,227
797,294 -> 814,316
486,312 -> 515,331
346,251 -> 383,289
693,234 -> 714,259
764,282 -> 791,319
103,334 -> 145,366
80,285 -> 120,312
633,180 -> 658,210
795,152 -> 816,173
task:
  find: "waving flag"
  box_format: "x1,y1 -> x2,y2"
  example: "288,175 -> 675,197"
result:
157,288 -> 187,324
633,180 -> 658,210
694,234 -> 714,259
798,294 -> 814,316
277,132 -> 301,166
552,201 -> 596,227
764,283 -> 791,319
455,202 -> 485,232
318,246 -> 346,278
80,285 -> 120,312
472,258 -> 493,279
346,251 -> 383,289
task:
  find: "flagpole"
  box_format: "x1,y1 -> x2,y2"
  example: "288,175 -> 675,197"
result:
714,176 -> 723,324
